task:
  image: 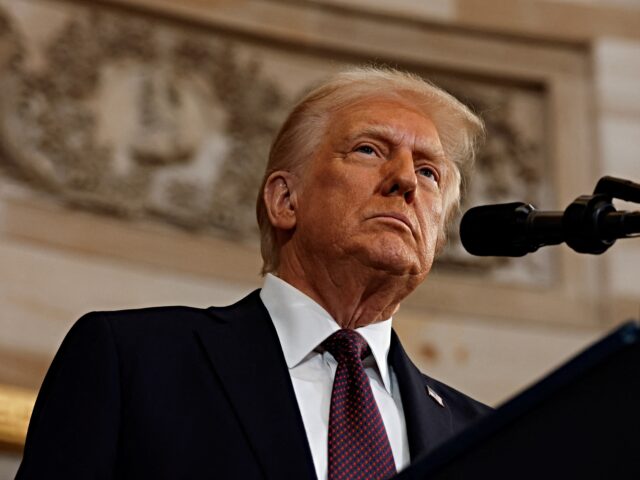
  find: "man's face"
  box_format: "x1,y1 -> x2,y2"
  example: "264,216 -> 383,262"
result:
293,96 -> 449,281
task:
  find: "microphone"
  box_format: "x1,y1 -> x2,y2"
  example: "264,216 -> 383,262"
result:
460,203 -> 562,256
460,201 -> 640,257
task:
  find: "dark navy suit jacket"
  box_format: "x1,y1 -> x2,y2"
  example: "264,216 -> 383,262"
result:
17,290 -> 490,479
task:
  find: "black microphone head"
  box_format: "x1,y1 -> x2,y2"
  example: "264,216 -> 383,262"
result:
460,202 -> 535,257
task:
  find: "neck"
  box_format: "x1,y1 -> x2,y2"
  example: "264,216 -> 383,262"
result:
277,252 -> 421,329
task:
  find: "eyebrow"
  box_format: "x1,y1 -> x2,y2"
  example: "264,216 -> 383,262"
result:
346,124 -> 446,161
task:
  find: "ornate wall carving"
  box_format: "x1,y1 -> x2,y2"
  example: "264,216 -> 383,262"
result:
0,0 -> 552,284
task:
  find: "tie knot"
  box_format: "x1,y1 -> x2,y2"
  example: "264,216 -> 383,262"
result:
322,329 -> 369,362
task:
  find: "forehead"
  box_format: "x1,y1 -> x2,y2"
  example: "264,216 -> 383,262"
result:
326,96 -> 443,151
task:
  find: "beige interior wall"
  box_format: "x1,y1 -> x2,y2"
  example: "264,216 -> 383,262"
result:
0,0 -> 639,476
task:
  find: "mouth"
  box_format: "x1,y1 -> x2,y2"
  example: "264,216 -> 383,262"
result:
369,212 -> 415,234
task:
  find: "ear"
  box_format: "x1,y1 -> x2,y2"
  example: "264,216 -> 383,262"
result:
263,171 -> 299,231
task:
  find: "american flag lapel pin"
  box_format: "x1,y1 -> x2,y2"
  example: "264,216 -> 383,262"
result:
427,386 -> 445,407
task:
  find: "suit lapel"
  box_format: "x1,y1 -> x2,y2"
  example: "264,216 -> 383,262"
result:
389,330 -> 453,461
195,290 -> 316,480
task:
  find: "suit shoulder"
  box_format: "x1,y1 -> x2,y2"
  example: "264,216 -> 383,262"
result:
89,304 -> 210,318
81,305 -> 210,328
64,306 -> 219,360
73,290 -> 261,339
67,305 -> 228,349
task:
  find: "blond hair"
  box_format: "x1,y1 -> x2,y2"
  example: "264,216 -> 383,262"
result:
256,66 -> 484,275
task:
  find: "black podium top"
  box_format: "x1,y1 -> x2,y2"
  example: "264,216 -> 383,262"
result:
396,320 -> 640,480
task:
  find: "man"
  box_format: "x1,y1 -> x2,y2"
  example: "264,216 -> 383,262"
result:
17,67 -> 489,479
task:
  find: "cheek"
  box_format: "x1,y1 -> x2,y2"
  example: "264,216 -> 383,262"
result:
312,170 -> 367,218
331,191 -> 358,217
419,199 -> 444,250
298,187 -> 354,242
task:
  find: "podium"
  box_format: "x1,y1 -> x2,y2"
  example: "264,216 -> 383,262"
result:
396,320 -> 640,480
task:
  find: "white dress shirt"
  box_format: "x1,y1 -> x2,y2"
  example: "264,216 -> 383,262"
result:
260,274 -> 410,479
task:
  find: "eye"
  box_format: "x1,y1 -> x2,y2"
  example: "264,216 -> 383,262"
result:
417,166 -> 439,183
355,145 -> 376,155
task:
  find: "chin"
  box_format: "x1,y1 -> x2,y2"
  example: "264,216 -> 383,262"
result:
359,249 -> 425,277
346,234 -> 432,277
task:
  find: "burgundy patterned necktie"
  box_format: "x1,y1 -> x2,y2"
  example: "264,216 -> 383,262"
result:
322,329 -> 397,480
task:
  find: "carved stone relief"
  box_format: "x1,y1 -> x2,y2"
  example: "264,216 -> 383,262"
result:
0,0 -> 553,285
0,1 -> 290,237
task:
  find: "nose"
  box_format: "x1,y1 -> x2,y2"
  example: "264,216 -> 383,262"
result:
382,149 -> 417,203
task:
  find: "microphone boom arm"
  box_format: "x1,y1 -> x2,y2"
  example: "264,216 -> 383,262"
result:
564,176 -> 640,254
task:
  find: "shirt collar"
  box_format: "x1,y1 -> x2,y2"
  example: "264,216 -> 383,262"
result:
260,273 -> 393,394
